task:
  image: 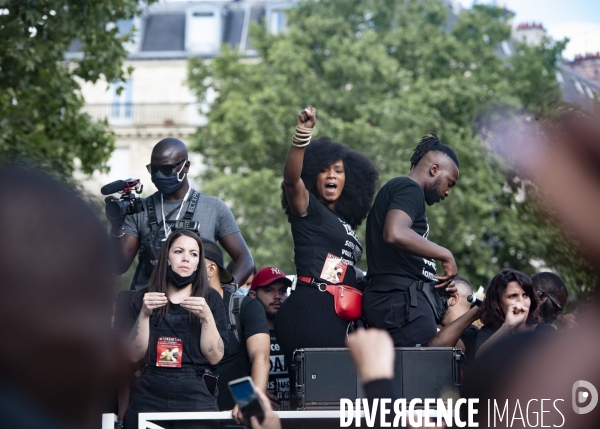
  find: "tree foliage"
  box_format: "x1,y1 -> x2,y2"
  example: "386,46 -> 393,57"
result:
0,0 -> 150,176
189,0 -> 593,297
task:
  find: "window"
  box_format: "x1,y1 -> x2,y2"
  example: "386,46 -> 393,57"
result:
109,79 -> 133,125
186,7 -> 223,55
500,40 -> 512,56
269,9 -> 288,35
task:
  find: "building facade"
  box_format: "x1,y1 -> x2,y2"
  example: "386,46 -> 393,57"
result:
72,0 -> 295,195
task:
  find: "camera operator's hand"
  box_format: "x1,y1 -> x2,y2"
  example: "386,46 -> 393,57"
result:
141,293 -> 168,317
104,196 -> 126,232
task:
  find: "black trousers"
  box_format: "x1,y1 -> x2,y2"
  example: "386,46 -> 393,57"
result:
363,281 -> 437,347
124,366 -> 218,429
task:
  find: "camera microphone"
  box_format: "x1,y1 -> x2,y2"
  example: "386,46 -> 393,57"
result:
467,295 -> 483,307
101,180 -> 128,195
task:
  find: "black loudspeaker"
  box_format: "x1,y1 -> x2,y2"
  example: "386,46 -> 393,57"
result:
293,347 -> 462,410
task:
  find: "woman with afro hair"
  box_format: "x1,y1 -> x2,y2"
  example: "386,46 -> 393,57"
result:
275,106 -> 378,360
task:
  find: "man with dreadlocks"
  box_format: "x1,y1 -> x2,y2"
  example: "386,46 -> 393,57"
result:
363,133 -> 460,347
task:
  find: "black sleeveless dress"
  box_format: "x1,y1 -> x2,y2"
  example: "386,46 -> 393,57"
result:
275,192 -> 363,361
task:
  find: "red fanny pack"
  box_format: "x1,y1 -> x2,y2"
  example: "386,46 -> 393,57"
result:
299,276 -> 362,321
325,284 -> 363,322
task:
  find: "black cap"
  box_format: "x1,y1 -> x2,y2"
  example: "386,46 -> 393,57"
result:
201,238 -> 234,284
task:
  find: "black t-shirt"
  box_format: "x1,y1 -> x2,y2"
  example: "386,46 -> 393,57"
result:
268,330 -> 291,411
474,323 -> 553,358
366,176 -> 436,282
474,323 -> 500,357
290,192 -> 362,286
459,324 -> 479,366
127,288 -> 229,368
216,289 -> 270,410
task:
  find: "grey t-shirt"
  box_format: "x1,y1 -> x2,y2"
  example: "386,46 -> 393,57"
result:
123,190 -> 240,290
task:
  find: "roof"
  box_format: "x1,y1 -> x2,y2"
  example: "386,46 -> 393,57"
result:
67,1 -> 289,59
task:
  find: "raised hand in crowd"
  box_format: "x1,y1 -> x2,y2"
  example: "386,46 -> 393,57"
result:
297,106 -> 316,129
559,312 -> 578,330
347,328 -> 395,383
503,302 -> 529,330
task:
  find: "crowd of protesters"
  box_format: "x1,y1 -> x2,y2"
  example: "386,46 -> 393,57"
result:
1,105 -> 589,429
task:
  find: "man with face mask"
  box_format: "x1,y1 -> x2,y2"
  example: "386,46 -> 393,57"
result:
364,133 -> 460,347
106,138 -> 254,291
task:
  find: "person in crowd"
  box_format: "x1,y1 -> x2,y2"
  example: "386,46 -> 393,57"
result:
201,239 -> 270,423
106,137 -> 253,291
228,261 -> 257,296
427,276 -> 480,365
531,272 -> 574,327
474,269 -> 540,358
462,105 -> 600,429
0,167 -> 117,429
275,106 -> 378,362
249,266 -> 292,410
124,230 -> 228,429
363,133 -> 460,347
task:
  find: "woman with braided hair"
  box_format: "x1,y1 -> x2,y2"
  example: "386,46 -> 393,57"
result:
275,107 -> 378,361
363,133 -> 460,347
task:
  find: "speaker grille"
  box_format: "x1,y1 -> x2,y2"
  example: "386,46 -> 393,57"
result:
400,349 -> 455,400
304,350 -> 358,402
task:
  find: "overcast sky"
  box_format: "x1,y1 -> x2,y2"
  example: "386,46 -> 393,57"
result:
458,0 -> 600,60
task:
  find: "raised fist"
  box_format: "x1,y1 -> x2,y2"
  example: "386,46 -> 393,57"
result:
297,106 -> 317,129
504,302 -> 529,330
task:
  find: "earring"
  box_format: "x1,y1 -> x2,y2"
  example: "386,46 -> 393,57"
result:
495,306 -> 499,310
167,261 -> 171,266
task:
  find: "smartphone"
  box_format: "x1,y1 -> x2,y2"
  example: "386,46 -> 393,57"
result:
227,376 -> 265,424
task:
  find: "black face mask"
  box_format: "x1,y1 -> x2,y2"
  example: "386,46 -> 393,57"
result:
151,162 -> 186,195
167,265 -> 197,289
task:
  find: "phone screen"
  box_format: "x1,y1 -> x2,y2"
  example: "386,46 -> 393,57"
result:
228,378 -> 265,423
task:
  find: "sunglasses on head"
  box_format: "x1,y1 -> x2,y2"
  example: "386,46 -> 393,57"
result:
146,159 -> 187,175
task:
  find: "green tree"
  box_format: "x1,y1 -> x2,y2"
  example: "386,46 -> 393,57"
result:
0,0 -> 151,176
189,0 -> 593,297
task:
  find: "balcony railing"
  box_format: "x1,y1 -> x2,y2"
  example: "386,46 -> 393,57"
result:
82,103 -> 207,127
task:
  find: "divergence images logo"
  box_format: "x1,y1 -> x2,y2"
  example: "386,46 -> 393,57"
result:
572,380 -> 598,415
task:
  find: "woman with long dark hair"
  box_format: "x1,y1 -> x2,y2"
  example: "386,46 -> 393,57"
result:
475,269 -> 540,359
275,107 -> 378,359
124,230 -> 228,429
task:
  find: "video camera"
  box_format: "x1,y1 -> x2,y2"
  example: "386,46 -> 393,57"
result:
101,179 -> 144,220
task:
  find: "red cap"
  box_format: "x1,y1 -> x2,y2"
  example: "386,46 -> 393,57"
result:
251,266 -> 292,291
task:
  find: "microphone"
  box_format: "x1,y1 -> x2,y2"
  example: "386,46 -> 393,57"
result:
467,295 -> 483,307
101,180 -> 127,195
